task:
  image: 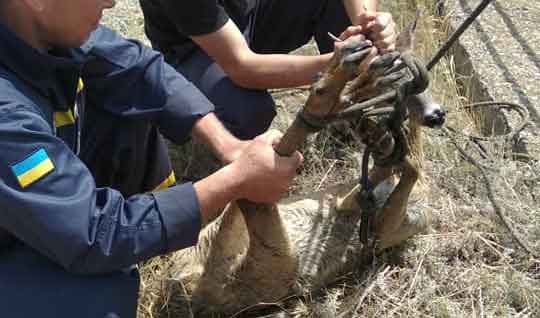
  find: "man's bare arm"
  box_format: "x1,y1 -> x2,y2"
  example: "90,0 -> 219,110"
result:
190,112 -> 247,164
191,20 -> 332,89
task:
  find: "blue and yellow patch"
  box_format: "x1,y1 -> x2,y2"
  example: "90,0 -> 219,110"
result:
11,148 -> 55,188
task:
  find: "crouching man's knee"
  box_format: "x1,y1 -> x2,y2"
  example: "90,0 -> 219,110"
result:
216,91 -> 276,140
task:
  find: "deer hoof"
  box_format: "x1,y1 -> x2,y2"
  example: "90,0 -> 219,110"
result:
340,36 -> 371,54
341,47 -> 373,78
368,51 -> 401,75
375,69 -> 407,89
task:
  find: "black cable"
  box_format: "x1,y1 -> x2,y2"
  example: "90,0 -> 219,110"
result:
427,0 -> 494,71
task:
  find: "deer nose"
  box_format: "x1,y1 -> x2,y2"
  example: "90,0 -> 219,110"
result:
424,109 -> 446,128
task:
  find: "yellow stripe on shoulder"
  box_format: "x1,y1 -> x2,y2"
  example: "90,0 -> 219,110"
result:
152,171 -> 176,192
17,158 -> 55,188
54,110 -> 75,128
77,78 -> 84,93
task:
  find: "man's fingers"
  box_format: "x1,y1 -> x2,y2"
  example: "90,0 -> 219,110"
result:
370,24 -> 396,41
378,43 -> 396,54
284,150 -> 304,171
338,25 -> 364,41
277,150 -> 304,174
369,13 -> 392,33
349,11 -> 396,53
375,14 -> 392,28
374,34 -> 397,52
355,11 -> 377,27
291,150 -> 304,167
258,129 -> 283,145
369,13 -> 396,52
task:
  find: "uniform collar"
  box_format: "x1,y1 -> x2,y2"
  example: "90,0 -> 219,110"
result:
0,23 -> 84,109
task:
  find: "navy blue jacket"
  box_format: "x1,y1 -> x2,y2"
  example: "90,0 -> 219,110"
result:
0,24 -> 214,317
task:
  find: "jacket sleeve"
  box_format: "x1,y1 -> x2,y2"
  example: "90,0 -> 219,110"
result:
78,26 -> 215,143
0,105 -> 201,274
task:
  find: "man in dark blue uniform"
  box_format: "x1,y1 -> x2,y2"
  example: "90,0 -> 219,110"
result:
0,0 -> 302,317
139,0 -> 398,139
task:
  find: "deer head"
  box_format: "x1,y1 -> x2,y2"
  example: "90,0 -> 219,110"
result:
395,10 -> 446,128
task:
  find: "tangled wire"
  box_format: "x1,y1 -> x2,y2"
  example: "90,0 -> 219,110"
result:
441,101 -> 537,257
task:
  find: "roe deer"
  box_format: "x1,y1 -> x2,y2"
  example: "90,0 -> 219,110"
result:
157,14 -> 445,316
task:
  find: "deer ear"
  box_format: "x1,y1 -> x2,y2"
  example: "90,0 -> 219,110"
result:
395,9 -> 422,53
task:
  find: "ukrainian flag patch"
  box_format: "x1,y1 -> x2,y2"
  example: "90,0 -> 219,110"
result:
11,148 -> 55,188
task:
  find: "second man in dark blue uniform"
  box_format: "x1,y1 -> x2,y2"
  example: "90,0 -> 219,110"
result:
0,0 -> 302,317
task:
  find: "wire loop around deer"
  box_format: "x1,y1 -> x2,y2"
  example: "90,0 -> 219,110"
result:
328,53 -> 430,123
445,101 -> 530,142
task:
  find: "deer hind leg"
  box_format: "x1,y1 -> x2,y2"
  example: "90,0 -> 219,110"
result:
375,156 -> 425,249
336,117 -> 398,214
187,203 -> 251,313
377,201 -> 431,249
233,204 -> 298,299
188,202 -> 297,314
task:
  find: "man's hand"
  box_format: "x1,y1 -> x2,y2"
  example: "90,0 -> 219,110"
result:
219,138 -> 250,164
230,130 -> 303,203
353,11 -> 397,53
194,130 -> 303,223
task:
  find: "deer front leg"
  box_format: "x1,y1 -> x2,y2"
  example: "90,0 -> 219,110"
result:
375,156 -> 419,249
335,165 -> 395,213
368,165 -> 395,188
336,117 -> 398,213
341,51 -> 402,107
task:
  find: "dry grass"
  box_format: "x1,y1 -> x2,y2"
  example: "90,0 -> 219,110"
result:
102,0 -> 539,317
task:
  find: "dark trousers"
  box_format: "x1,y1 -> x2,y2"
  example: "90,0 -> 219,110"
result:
170,0 -> 351,139
79,105 -> 174,197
